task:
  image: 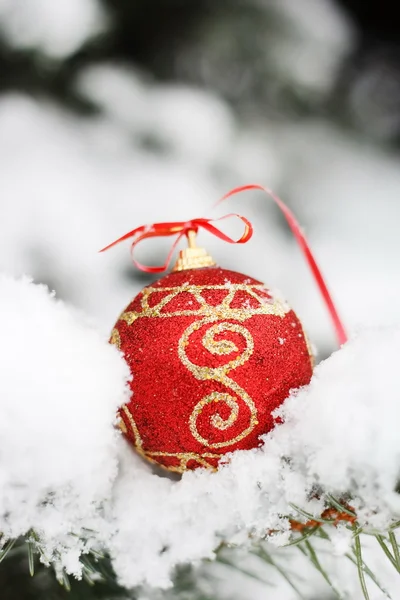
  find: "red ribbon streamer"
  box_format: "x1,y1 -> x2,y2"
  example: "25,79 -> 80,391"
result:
214,185 -> 347,346
100,184 -> 347,346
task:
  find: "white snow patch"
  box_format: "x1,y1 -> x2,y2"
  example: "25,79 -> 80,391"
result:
0,0 -> 107,58
0,274 -> 130,574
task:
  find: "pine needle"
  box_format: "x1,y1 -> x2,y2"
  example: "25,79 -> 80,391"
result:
80,555 -> 98,575
354,535 -> 370,600
285,526 -> 320,547
375,535 -> 400,573
55,568 -> 71,591
62,570 -> 71,592
302,539 -> 342,599
55,570 -> 64,587
325,494 -> 356,517
312,528 -> 389,598
345,552 -> 391,599
389,531 -> 400,571
82,567 -> 96,586
0,538 -> 16,563
316,527 -> 330,541
216,555 -> 275,586
27,540 -> 35,576
256,546 -> 306,599
89,547 -> 105,560
289,503 -> 334,524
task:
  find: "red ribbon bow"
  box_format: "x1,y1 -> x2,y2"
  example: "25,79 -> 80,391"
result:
100,184 -> 347,346
100,213 -> 252,274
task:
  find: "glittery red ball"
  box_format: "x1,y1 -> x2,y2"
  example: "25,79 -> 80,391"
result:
110,267 -> 313,473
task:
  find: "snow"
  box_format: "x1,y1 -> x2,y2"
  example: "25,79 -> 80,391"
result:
266,0 -> 354,95
1,276 -> 400,596
0,91 -> 222,332
0,275 -> 131,574
274,328 -> 400,521
0,0 -> 106,58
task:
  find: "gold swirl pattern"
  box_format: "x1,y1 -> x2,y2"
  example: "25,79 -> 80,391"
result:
178,318 -> 258,448
119,404 -> 222,472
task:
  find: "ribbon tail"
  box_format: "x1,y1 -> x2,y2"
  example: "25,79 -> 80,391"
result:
99,225 -> 149,252
214,184 -> 347,346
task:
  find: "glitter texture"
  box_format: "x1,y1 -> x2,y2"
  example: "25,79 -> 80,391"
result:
110,267 -> 313,473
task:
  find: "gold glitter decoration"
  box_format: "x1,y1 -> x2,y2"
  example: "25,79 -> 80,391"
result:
192,392 -> 239,432
110,328 -> 121,349
117,283 -> 289,323
179,318 -> 257,448
120,403 -> 221,472
146,451 -> 221,473
172,229 -> 216,272
203,323 -> 239,355
172,247 -> 216,272
117,418 -> 127,434
304,331 -> 315,368
121,404 -> 143,451
119,312 -> 139,325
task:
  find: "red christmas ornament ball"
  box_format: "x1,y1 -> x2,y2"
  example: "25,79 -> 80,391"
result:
110,266 -> 313,473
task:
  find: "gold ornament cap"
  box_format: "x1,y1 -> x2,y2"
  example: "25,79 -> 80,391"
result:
172,230 -> 216,272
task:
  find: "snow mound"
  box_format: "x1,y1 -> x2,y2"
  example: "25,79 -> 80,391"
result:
0,274 -> 130,574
